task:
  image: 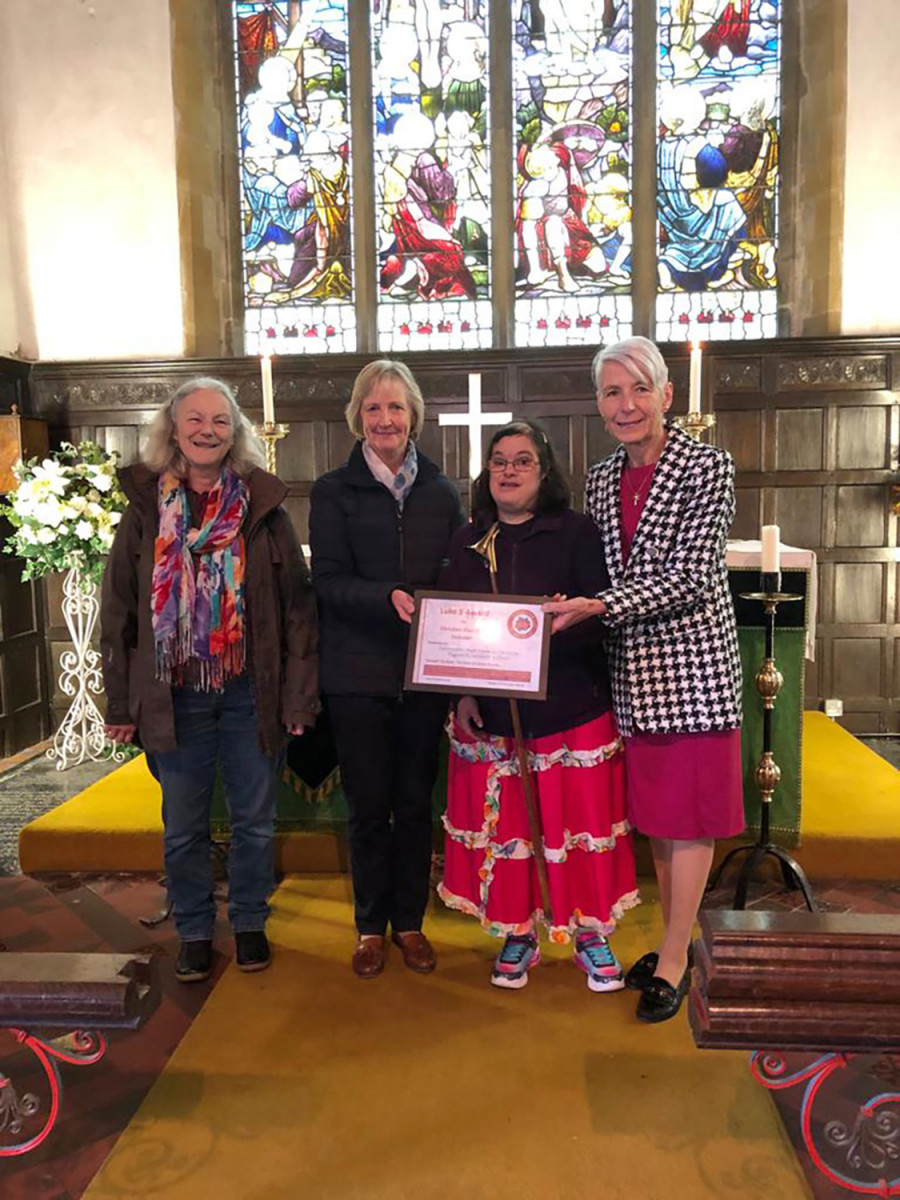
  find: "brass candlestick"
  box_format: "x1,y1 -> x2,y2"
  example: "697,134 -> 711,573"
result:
707,587 -> 817,911
256,421 -> 289,473
673,411 -> 716,440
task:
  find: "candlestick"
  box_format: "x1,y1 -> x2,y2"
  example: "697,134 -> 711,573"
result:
688,343 -> 702,414
260,355 -> 275,425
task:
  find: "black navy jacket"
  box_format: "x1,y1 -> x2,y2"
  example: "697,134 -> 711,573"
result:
439,510 -> 613,739
310,441 -> 464,696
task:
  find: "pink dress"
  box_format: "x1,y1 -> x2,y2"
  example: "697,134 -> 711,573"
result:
619,464 -> 745,841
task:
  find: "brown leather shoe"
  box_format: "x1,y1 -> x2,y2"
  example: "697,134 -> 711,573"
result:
352,936 -> 385,979
391,931 -> 436,974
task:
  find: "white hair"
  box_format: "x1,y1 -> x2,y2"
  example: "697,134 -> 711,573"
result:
143,377 -> 266,479
592,336 -> 669,394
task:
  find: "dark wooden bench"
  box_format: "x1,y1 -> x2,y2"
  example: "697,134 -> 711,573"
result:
0,953 -> 158,1156
690,911 -> 900,1195
690,910 -> 900,1052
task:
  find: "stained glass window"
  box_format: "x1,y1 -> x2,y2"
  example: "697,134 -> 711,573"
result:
512,2 -> 634,349
372,1 -> 492,354
656,0 -> 781,342
230,2 -> 784,352
233,1 -> 355,355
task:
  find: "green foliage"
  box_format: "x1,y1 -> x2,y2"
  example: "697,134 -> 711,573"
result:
0,441 -> 127,588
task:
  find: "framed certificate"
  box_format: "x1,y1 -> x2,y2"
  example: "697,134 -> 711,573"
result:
404,591 -> 551,699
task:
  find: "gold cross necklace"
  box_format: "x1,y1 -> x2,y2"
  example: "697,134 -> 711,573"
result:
624,466 -> 656,507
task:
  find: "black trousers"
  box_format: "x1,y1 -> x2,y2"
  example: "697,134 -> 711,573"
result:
328,692 -> 447,936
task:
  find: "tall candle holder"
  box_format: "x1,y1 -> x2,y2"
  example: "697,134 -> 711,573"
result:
673,411 -> 716,441
707,584 -> 817,911
256,421 -> 289,473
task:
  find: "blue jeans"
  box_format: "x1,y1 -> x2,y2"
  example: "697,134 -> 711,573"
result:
146,675 -> 279,941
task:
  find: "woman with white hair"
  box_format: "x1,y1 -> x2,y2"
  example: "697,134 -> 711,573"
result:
101,377 -> 318,983
309,359 -> 463,979
545,336 -> 744,1023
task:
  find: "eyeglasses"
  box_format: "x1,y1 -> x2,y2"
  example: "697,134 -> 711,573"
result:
487,455 -> 539,474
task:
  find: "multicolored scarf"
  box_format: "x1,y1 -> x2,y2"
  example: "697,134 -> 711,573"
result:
151,468 -> 249,691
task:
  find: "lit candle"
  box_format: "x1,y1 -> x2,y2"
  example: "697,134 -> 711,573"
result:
260,355 -> 275,425
688,342 -> 702,414
761,525 -> 780,575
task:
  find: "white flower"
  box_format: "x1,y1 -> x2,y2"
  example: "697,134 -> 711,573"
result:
33,498 -> 64,527
58,523 -> 69,535
68,495 -> 87,514
98,529 -> 115,551
19,525 -> 38,545
87,488 -> 101,503
33,459 -> 69,496
37,526 -> 57,544
86,502 -> 104,519
91,473 -> 113,493
74,519 -> 94,540
61,503 -> 79,520
109,510 -> 123,525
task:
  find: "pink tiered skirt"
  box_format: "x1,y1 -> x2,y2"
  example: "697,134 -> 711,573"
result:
438,711 -> 639,943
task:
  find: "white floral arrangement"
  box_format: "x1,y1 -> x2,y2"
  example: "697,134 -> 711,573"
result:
1,441 -> 127,587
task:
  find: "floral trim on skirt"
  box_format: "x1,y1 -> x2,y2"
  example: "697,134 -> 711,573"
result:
438,710 -> 639,944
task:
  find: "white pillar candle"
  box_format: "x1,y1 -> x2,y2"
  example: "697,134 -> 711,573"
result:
261,355 -> 275,425
688,342 -> 702,414
467,373 -> 482,481
761,524 -> 780,574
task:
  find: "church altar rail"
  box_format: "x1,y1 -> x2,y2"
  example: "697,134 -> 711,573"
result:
0,953 -> 157,1158
689,910 -> 900,1198
0,953 -> 157,1030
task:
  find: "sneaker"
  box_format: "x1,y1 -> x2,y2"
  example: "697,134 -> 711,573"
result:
491,934 -> 540,990
235,930 -> 271,973
574,932 -> 625,993
175,938 -> 213,983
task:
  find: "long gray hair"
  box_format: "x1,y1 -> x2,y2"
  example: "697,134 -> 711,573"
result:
143,377 -> 266,478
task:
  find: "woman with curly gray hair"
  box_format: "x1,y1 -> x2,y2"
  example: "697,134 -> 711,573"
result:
101,377 -> 318,983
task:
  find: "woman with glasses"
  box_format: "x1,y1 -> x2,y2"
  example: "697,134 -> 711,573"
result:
437,420 -> 637,991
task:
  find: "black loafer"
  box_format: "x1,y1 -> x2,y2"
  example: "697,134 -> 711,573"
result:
624,951 -> 659,991
235,930 -> 271,973
636,963 -> 692,1024
626,944 -> 694,992
176,938 -> 213,983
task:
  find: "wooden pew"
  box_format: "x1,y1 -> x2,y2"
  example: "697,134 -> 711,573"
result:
0,953 -> 158,1157
689,910 -> 900,1196
690,910 -> 900,1051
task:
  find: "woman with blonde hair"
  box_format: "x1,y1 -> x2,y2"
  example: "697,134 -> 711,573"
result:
310,359 -> 463,979
102,377 -> 318,983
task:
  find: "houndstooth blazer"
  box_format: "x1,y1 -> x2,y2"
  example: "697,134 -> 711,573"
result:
585,423 -> 742,737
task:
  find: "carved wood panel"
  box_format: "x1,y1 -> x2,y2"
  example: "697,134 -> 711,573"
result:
25,338 -> 900,733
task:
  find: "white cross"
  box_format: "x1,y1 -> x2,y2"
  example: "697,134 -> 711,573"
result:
438,374 -> 512,480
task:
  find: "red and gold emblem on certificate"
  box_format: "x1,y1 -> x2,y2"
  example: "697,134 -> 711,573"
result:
507,609 -> 539,639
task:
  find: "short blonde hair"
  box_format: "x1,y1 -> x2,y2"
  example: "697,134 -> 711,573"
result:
143,377 -> 266,479
345,359 -> 426,441
592,336 -> 669,394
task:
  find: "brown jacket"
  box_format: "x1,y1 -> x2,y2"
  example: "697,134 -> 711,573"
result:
101,463 -> 319,755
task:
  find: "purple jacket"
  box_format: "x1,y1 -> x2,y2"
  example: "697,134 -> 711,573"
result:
439,510 -> 613,738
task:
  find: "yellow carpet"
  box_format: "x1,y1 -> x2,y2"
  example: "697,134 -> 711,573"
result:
20,713 -> 898,880
84,879 -> 808,1200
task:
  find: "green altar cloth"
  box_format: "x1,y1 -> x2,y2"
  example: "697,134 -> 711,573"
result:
730,567 -> 809,846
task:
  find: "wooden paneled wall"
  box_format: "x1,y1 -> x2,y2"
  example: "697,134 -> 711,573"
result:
22,337 -> 900,735
0,357 -> 51,757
